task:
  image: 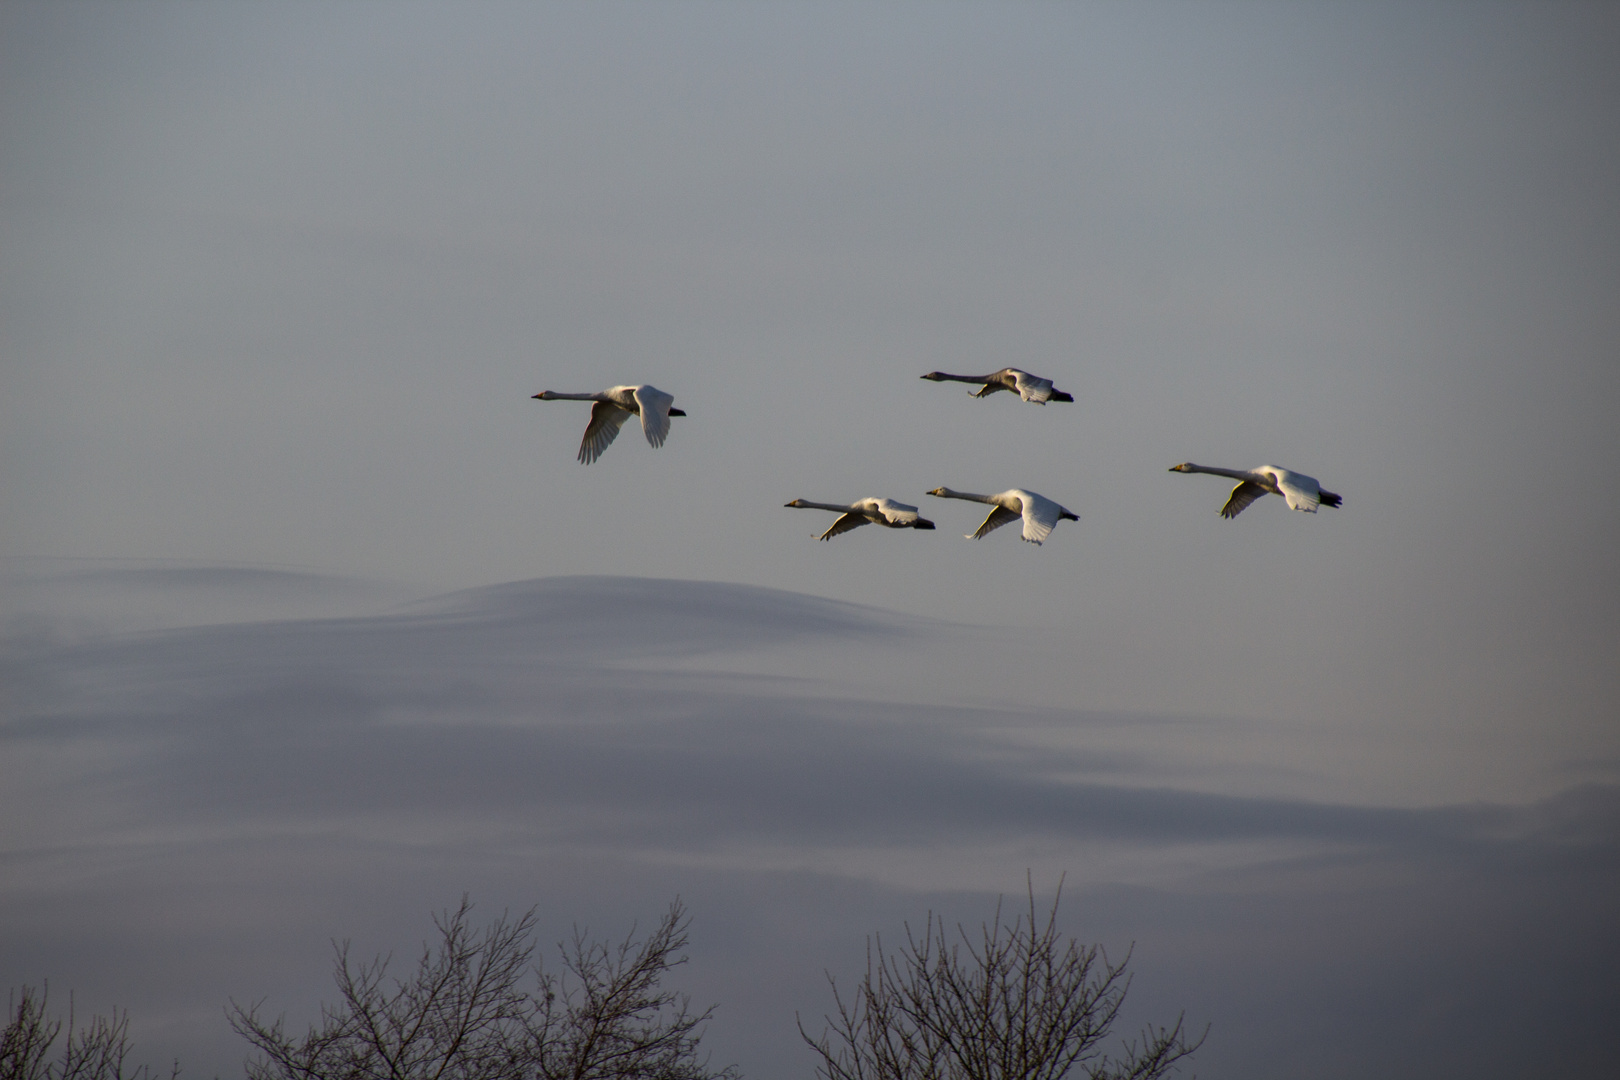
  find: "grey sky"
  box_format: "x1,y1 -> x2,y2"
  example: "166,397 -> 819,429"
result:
4,571 -> 1617,1079
2,3 -> 1618,1078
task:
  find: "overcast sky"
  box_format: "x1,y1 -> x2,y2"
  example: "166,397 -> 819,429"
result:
2,3 -> 1617,1078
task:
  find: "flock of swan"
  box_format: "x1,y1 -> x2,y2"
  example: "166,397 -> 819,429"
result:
531,368 -> 1340,544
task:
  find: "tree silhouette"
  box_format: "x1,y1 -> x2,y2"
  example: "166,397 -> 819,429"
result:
800,883 -> 1203,1080
231,897 -> 736,1080
1,984 -> 176,1080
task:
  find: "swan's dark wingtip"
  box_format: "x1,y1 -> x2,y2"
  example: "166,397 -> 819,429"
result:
1050,391 -> 1074,403
1319,490 -> 1343,508
668,407 -> 687,417
914,519 -> 936,530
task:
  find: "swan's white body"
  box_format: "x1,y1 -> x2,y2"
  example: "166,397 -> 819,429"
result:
926,487 -> 1078,544
1168,462 -> 1342,519
531,384 -> 685,463
920,368 -> 1073,404
784,497 -> 936,540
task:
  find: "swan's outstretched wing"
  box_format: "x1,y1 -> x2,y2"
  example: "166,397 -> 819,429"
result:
873,499 -> 922,526
1269,468 -> 1323,513
819,513 -> 869,540
969,504 -> 1021,539
1010,369 -> 1056,403
579,401 -> 633,463
1017,492 -> 1067,544
633,385 -> 676,448
1219,480 -> 1267,519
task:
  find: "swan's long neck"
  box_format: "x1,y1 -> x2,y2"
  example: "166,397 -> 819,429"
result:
791,500 -> 854,513
932,487 -> 995,504
1182,463 -> 1253,482
539,391 -> 602,401
930,372 -> 995,384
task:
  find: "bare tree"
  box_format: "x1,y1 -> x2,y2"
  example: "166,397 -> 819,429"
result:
799,882 -> 1203,1080
525,905 -> 731,1080
230,897 -> 736,1080
1,984 -> 177,1080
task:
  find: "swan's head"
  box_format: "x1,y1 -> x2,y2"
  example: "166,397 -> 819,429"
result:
920,372 -> 948,382
1168,462 -> 1195,473
784,499 -> 808,508
926,487 -> 950,497
532,391 -> 557,400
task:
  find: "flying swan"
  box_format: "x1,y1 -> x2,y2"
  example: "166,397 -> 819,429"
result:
919,368 -> 1073,403
784,498 -> 937,540
926,487 -> 1078,545
1168,463 -> 1342,518
530,385 -> 686,464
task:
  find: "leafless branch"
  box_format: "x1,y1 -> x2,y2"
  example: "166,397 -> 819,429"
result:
2,985 -> 177,1080
230,896 -> 735,1080
800,879 -> 1204,1080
